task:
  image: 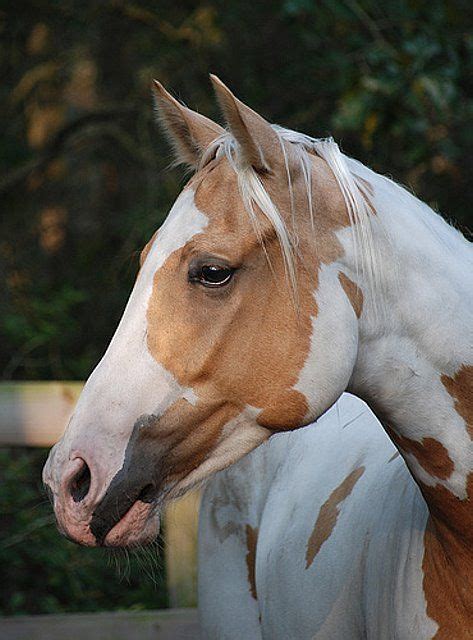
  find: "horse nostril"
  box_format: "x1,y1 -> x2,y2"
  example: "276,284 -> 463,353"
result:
69,460 -> 91,503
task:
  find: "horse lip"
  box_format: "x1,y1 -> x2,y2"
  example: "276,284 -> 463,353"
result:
89,480 -> 161,545
103,499 -> 158,547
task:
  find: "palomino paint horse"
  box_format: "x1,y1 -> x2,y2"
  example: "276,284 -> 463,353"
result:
43,76 -> 472,638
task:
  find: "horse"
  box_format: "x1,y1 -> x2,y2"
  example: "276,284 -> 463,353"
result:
43,76 -> 473,638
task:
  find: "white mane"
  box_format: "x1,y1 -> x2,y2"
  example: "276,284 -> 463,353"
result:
199,125 -> 471,306
200,127 -> 382,299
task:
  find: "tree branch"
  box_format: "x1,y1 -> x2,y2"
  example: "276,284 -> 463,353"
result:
0,106 -> 138,195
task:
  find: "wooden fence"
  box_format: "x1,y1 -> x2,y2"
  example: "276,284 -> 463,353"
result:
1,609 -> 200,640
0,381 -> 200,638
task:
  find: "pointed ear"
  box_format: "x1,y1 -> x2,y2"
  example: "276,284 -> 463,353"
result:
210,74 -> 281,173
152,80 -> 224,168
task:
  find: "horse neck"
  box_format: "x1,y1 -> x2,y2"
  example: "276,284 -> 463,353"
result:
344,163 -> 473,543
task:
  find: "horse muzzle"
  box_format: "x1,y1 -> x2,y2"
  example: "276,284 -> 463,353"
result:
43,445 -> 161,548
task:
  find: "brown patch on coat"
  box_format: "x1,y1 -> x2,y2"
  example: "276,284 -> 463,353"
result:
143,147 -> 365,484
146,155 -> 353,432
381,410 -> 473,636
379,373 -> 473,637
338,272 -> 363,318
139,230 -> 158,267
441,365 -> 473,438
157,398 -> 240,483
421,472 -> 473,638
305,466 -> 365,568
245,524 -> 258,600
384,427 -> 454,481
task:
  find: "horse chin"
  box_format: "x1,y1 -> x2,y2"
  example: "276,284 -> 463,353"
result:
103,500 -> 160,548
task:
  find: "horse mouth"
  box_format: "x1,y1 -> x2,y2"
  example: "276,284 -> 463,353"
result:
102,499 -> 159,547
55,495 -> 160,548
97,475 -> 194,547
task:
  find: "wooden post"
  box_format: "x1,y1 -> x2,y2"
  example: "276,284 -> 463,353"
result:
164,491 -> 201,608
0,382 -> 200,608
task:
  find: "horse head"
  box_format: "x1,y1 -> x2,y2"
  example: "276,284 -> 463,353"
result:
43,77 -> 364,546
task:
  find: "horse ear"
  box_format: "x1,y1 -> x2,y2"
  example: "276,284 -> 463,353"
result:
210,74 -> 281,173
152,80 -> 224,168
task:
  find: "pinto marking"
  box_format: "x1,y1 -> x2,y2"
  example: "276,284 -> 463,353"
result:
422,474 -> 473,639
245,524 -> 259,600
441,365 -> 473,438
305,466 -> 365,569
338,272 -> 363,318
386,427 -> 455,481
139,229 -> 158,267
147,158 -> 348,432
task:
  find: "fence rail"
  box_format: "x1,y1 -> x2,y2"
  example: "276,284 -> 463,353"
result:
0,381 -> 199,609
0,608 -> 200,640
0,381 -> 82,446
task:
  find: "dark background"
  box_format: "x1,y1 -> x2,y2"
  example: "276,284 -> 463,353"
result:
1,0 -> 472,615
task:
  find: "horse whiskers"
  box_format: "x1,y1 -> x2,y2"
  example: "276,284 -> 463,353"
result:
130,543 -> 162,588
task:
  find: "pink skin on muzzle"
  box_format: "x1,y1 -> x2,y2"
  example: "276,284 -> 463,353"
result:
47,455 -> 159,547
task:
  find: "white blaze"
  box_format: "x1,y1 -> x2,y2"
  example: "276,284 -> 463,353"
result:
44,188 -> 207,497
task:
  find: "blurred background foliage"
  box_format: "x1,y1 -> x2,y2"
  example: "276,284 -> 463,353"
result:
0,0 -> 471,615
1,0 -> 472,382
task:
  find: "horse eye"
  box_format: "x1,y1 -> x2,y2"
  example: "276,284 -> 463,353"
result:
190,264 -> 235,288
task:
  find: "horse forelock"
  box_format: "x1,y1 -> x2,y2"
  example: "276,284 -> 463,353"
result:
195,126 -> 381,308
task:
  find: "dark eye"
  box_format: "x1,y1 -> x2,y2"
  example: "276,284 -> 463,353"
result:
189,264 -> 235,288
